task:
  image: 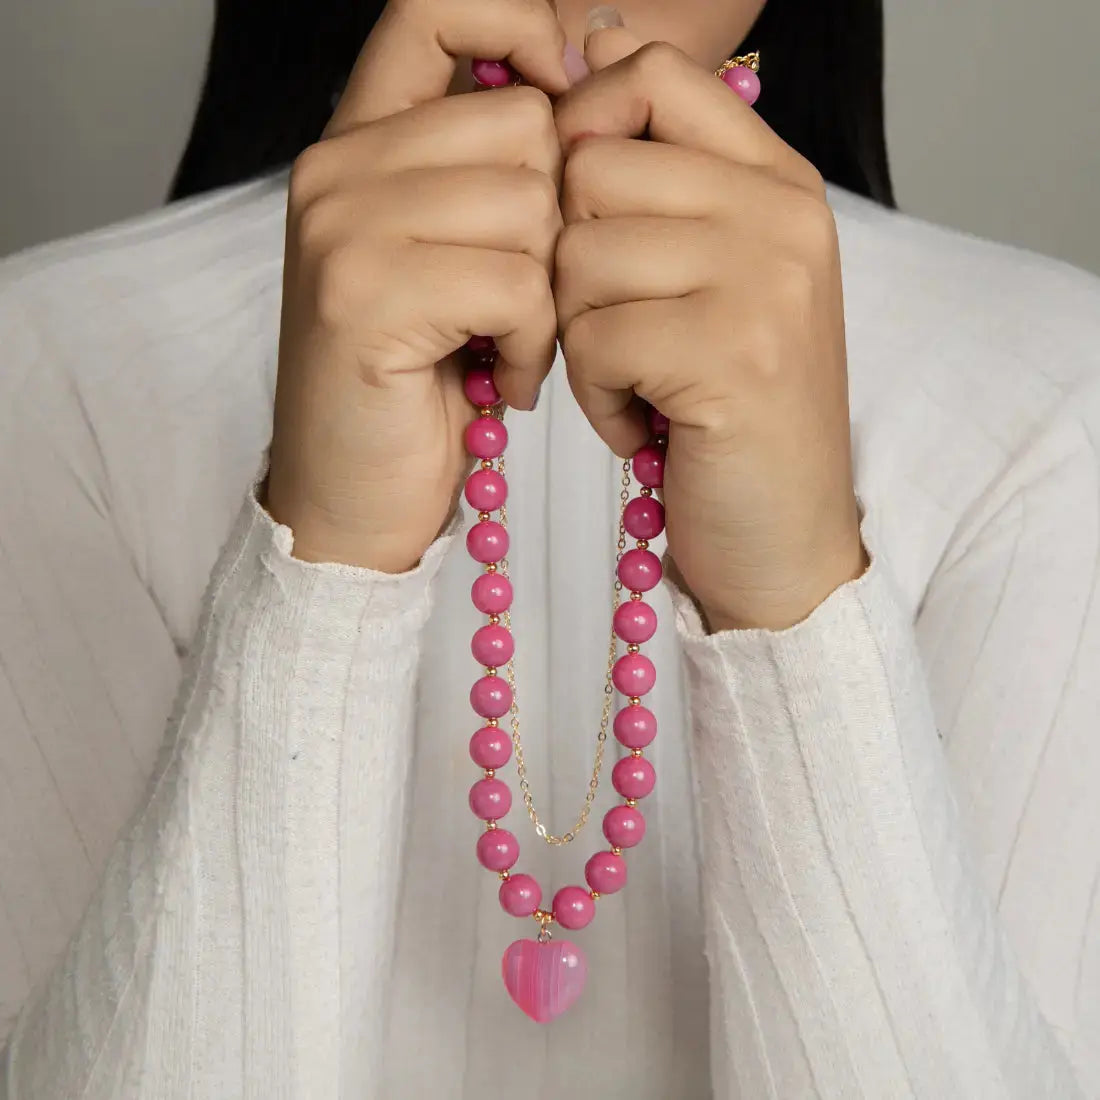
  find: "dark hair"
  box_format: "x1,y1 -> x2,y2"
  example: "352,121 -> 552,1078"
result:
171,0 -> 894,207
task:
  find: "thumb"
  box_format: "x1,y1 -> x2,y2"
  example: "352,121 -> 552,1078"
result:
583,6 -> 644,71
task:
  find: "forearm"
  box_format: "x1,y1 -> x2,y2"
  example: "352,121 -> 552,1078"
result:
677,510 -> 1082,1099
3,490 -> 454,1099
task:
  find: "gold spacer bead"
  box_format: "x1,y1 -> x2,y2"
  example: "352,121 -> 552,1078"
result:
630,591 -> 643,602
637,540 -> 650,550
631,748 -> 643,758
611,846 -> 622,856
629,696 -> 641,706
626,798 -> 637,807
481,459 -> 493,471
478,511 -> 491,522
499,870 -> 511,881
533,909 -> 555,924
487,718 -> 498,727
640,487 -> 654,498
488,614 -> 501,625
479,406 -> 494,417
484,768 -> 495,779
628,643 -> 640,654
486,667 -> 497,676
486,821 -> 497,830
590,891 -> 601,901
485,563 -> 498,573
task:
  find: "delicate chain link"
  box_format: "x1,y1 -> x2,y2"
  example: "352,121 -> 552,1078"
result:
493,453 -> 634,846
717,50 -> 760,74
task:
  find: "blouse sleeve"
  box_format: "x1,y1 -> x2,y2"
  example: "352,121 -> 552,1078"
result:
674,396 -> 1100,1098
1,489 -> 457,1099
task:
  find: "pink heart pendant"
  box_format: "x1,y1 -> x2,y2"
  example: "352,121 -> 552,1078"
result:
501,938 -> 588,1023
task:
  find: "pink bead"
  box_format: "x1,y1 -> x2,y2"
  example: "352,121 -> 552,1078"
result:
472,58 -> 516,87
477,828 -> 520,871
632,444 -> 665,489
553,885 -> 596,930
464,369 -> 500,407
613,600 -> 658,644
465,468 -> 508,511
614,704 -> 657,749
471,572 -> 513,614
603,804 -> 646,848
499,873 -> 542,917
469,725 -> 512,769
612,755 -> 656,800
469,777 -> 512,820
465,416 -> 508,459
623,496 -> 665,540
471,624 -> 514,666
648,407 -> 670,435
617,548 -> 663,592
585,850 -> 627,895
466,335 -> 496,351
721,65 -> 761,106
467,521 -> 509,563
470,675 -> 513,718
612,653 -> 656,696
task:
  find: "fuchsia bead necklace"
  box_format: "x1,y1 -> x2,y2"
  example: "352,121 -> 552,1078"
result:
464,50 -> 762,1025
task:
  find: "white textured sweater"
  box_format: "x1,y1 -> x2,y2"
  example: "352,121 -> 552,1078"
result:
0,177 -> 1099,1098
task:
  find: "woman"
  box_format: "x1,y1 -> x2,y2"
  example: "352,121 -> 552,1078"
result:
1,0 -> 1098,1094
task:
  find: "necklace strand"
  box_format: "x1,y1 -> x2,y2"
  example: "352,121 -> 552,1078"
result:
495,454 -> 633,844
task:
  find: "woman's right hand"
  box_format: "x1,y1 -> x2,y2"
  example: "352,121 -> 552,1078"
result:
265,0 -> 577,572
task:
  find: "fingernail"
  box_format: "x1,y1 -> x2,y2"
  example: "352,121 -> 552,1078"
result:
586,5 -> 624,39
562,42 -> 591,86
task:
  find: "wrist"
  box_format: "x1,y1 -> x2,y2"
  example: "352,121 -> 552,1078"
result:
261,478 -> 434,573
700,539 -> 870,634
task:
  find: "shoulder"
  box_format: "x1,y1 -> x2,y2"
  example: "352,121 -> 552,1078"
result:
831,186 -> 1100,400
829,188 -> 1100,603
0,175 -> 288,394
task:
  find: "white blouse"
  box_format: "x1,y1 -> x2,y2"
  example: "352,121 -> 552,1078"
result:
0,176 -> 1098,1098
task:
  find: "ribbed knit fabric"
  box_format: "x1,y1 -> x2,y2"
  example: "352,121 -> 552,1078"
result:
0,177 -> 1098,1097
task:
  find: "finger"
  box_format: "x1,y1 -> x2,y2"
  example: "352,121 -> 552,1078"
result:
561,137 -> 733,221
557,32 -> 815,188
400,244 -> 556,410
562,295 -> 710,456
387,167 -> 563,270
349,86 -> 563,181
554,216 -> 710,328
328,0 -> 570,134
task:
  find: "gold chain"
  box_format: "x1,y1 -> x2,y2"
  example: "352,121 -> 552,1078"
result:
490,452 -> 633,846
716,51 -> 760,76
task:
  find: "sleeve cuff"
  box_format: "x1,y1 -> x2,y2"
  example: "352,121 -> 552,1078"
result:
667,499 -> 889,658
213,472 -> 464,634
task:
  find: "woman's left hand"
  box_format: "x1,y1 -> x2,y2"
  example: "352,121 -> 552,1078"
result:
553,26 -> 868,632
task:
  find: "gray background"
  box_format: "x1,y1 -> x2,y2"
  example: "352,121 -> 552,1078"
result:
1,0 -> 1098,274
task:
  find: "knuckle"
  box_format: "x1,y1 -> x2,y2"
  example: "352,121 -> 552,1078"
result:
507,84 -> 555,135
561,310 -> 598,366
518,169 -> 562,232
633,40 -> 687,81
288,142 -> 333,209
789,189 -> 839,260
311,244 -> 362,330
554,221 -> 593,278
796,159 -> 828,198
293,193 -> 340,255
561,139 -> 598,199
